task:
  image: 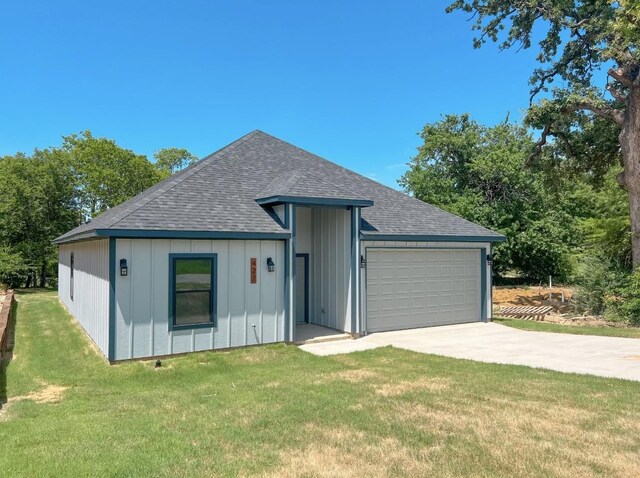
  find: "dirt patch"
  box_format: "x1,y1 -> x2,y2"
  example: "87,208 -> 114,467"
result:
4,381 -> 69,414
494,286 -> 572,313
375,377 -> 451,397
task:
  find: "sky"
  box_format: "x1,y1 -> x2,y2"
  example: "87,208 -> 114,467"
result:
0,0 -> 544,189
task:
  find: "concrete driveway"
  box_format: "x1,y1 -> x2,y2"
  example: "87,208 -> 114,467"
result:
300,322 -> 640,381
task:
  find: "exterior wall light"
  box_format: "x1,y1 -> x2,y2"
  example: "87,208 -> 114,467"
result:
360,255 -> 366,269
120,259 -> 128,276
487,255 -> 493,267
266,257 -> 275,272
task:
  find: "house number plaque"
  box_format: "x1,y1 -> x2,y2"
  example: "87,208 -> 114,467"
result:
250,258 -> 257,284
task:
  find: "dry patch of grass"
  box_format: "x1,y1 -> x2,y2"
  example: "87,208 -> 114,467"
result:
268,425 -> 435,478
326,368 -> 378,383
13,380 -> 68,404
382,394 -> 640,477
234,345 -> 283,363
375,377 -> 451,397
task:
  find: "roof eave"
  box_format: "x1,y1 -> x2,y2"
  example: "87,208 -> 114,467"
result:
54,228 -> 290,245
256,195 -> 374,208
360,233 -> 506,242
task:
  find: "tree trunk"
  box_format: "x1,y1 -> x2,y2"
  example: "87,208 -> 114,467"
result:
39,261 -> 47,288
621,86 -> 640,269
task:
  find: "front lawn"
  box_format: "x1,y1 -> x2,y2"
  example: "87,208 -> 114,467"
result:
495,317 -> 640,339
2,291 -> 640,477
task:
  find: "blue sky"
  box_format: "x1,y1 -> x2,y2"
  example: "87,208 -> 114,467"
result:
0,0 -> 543,188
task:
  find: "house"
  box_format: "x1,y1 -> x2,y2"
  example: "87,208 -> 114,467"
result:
54,131 -> 504,362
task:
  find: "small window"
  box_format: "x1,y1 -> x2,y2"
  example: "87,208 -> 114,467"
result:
70,252 -> 74,301
169,254 -> 217,330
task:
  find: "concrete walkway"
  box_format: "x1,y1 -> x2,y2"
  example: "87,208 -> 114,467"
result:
299,322 -> 640,381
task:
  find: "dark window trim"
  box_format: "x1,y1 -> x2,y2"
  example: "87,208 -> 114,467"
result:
70,251 -> 74,301
168,253 -> 218,331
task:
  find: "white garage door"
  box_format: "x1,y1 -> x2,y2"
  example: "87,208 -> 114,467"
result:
366,248 -> 482,333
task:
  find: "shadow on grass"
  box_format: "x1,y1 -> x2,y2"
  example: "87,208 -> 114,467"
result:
0,299 -> 17,406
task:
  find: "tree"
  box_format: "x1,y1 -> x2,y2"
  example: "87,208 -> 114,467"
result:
62,131 -> 165,219
0,149 -> 78,287
153,148 -> 198,176
447,0 -> 640,266
400,114 -> 577,281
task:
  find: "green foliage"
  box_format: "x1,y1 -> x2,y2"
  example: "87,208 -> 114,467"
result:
153,147 -> 198,176
615,269 -> 640,325
401,114 -> 576,281
62,131 -> 165,218
447,0 -> 640,272
572,255 -> 627,316
446,0 -> 638,91
0,247 -> 28,288
0,149 -> 78,287
578,167 -> 631,269
0,131 -> 195,286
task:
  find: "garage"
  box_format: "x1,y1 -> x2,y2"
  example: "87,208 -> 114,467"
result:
365,248 -> 483,333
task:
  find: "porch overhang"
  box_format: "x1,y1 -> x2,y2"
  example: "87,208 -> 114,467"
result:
256,195 -> 373,208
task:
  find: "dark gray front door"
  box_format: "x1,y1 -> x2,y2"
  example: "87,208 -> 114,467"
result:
295,254 -> 309,324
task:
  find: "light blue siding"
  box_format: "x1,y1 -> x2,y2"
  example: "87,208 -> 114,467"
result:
308,208 -> 352,332
113,238 -> 285,360
58,240 -> 110,357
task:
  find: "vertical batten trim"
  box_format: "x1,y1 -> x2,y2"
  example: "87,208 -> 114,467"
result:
149,240 -> 154,355
128,240 -> 134,359
226,241 -> 231,348
480,248 -> 487,322
243,241 -> 248,346
289,204 -> 297,341
283,204 -> 292,341
350,207 -> 356,334
488,243 -> 493,321
258,241 -> 264,343
108,238 -> 116,361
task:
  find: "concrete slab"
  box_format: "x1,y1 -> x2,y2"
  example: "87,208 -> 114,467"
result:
298,339 -> 379,356
300,322 -> 640,381
294,324 -> 351,344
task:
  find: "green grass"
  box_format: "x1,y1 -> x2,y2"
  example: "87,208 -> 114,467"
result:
495,317 -> 640,338
2,291 -> 640,477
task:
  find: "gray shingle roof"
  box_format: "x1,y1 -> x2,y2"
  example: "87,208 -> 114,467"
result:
55,130 -> 504,243
255,170 -> 371,205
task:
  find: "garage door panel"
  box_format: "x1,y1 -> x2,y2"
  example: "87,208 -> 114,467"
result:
366,248 -> 482,333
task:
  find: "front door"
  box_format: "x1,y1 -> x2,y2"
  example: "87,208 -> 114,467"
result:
295,254 -> 309,324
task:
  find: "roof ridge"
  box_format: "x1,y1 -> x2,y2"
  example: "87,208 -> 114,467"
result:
107,130 -> 260,229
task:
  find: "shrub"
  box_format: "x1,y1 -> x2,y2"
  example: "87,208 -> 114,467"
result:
572,255 -> 627,316
0,247 -> 28,288
612,269 -> 640,326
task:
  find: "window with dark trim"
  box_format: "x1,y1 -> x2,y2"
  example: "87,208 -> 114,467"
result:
70,252 -> 74,301
169,254 -> 217,330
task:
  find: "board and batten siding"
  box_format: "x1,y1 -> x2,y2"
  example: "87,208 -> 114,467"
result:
361,241 -> 492,331
113,238 -> 285,360
58,239 -> 110,356
308,208 -> 352,332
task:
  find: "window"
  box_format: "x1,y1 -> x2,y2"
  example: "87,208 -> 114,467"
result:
169,254 -> 217,330
70,252 -> 74,301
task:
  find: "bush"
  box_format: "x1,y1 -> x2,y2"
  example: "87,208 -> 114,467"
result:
612,269 -> 640,326
572,255 -> 627,316
0,247 -> 28,288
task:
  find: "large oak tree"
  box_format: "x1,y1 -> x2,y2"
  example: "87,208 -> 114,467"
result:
447,0 -> 640,266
